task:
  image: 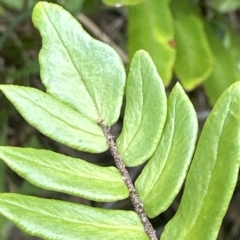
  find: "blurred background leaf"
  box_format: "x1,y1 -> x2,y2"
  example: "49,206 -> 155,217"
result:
171,0 -> 213,90
210,0 -> 240,13
203,16 -> 240,105
102,0 -> 143,6
128,0 -> 175,85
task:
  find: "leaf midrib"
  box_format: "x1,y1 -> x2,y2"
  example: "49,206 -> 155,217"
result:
121,65 -> 144,156
42,4 -> 100,119
183,100 -> 233,238
144,97 -> 177,200
16,89 -> 102,138
2,151 -> 121,183
0,197 -> 141,232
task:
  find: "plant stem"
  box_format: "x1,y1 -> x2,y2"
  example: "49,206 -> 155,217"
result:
99,122 -> 158,240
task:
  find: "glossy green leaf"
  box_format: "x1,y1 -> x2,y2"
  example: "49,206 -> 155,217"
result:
128,0 -> 176,85
33,2 -> 126,126
203,19 -> 240,105
102,0 -> 143,6
210,0 -> 240,13
0,85 -> 108,153
135,83 -> 198,218
116,50 -> 167,167
161,81 -> 240,240
0,193 -> 149,240
171,0 -> 213,90
0,146 -> 129,202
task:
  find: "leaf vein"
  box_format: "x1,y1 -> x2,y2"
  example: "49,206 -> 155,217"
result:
42,4 -> 99,118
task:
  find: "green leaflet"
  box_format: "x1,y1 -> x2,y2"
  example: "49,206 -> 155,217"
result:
0,147 -> 129,202
102,0 -> 143,6
203,19 -> 240,105
116,50 -> 167,167
128,0 -> 175,85
0,85 -> 108,153
161,82 -> 240,240
0,193 -> 149,240
210,0 -> 240,12
33,2 -> 126,126
171,0 -> 213,90
135,83 -> 198,218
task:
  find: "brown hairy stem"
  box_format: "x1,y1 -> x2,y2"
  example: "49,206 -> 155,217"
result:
99,122 -> 157,240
